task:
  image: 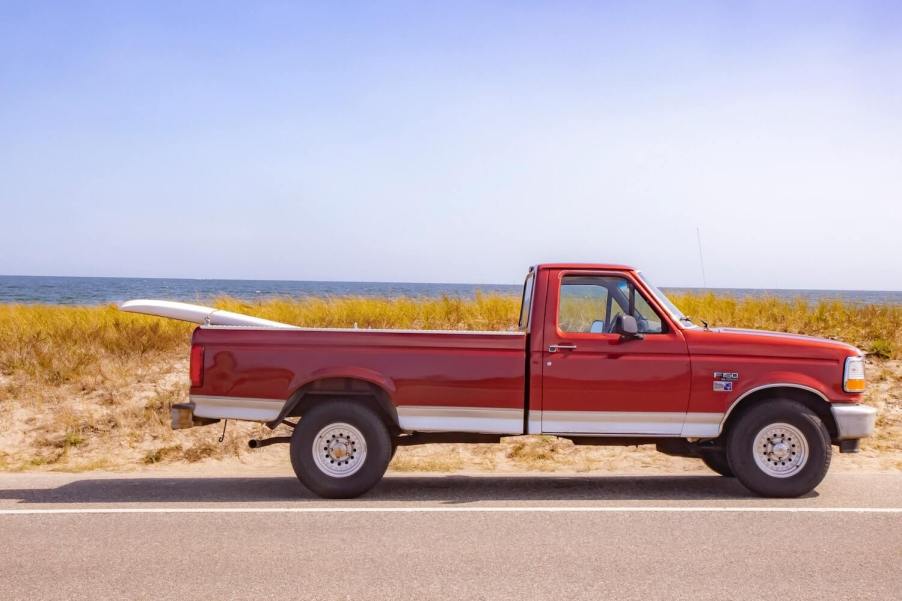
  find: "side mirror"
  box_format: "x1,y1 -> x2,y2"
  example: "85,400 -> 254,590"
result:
612,314 -> 643,340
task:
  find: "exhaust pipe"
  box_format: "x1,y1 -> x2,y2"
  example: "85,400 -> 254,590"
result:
248,436 -> 291,449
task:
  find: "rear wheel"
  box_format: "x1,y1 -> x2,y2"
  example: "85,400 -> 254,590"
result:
726,399 -> 831,498
290,400 -> 392,499
699,449 -> 734,477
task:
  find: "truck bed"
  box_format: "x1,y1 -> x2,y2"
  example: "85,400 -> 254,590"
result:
190,326 -> 528,434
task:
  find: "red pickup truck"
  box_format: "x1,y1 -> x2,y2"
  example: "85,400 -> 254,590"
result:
122,263 -> 876,499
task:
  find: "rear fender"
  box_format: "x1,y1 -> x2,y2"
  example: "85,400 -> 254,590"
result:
296,367 -> 397,396
267,367 -> 398,429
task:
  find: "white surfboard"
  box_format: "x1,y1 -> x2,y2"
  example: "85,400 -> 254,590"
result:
118,299 -> 298,329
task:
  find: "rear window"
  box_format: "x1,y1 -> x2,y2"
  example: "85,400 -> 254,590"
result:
518,270 -> 535,330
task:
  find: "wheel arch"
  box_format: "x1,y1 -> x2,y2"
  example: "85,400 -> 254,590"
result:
267,375 -> 399,432
718,384 -> 838,439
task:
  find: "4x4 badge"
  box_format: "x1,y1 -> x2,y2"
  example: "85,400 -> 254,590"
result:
713,371 -> 739,392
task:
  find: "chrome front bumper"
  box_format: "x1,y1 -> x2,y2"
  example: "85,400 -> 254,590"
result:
831,404 -> 877,440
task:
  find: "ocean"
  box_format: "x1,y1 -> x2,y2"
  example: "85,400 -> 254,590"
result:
0,275 -> 899,306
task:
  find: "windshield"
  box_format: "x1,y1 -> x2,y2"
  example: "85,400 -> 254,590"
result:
637,272 -> 695,328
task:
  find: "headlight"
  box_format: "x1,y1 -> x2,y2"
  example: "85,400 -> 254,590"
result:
843,356 -> 866,393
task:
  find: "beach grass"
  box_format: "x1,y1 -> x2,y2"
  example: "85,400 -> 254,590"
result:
671,292 -> 901,359
0,293 -> 898,386
0,293 -> 899,471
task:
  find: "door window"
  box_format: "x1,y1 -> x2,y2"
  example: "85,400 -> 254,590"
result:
558,275 -> 664,334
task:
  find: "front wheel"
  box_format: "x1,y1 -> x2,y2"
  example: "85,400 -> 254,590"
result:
290,400 -> 392,499
726,399 -> 831,498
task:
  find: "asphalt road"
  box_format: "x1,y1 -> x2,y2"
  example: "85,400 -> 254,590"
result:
1,471 -> 900,600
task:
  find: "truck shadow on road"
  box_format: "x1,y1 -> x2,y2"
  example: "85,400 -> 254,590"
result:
0,474 -> 802,504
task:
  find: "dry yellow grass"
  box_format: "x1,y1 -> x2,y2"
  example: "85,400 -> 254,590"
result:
671,293 -> 901,359
0,293 -> 899,472
213,293 -> 522,331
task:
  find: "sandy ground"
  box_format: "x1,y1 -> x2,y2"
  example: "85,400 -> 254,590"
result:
1,357 -> 899,475
51,434 -> 896,480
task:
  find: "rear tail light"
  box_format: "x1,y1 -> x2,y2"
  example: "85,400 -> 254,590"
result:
190,344 -> 205,387
843,356 -> 865,393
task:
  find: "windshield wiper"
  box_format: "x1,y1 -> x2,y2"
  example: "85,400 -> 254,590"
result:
679,316 -> 707,329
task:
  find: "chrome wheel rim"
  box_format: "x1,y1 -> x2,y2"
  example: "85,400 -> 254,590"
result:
312,423 -> 367,478
753,422 -> 808,478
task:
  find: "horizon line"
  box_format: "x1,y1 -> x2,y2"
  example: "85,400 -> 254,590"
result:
0,273 -> 899,294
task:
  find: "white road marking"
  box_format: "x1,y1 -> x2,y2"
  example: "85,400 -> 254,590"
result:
0,506 -> 899,515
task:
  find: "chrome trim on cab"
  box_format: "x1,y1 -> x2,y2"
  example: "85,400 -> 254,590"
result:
543,410 -> 681,435
191,395 -> 287,422
831,404 -> 877,440
541,411 -> 709,436
397,406 -> 524,435
400,408 -> 724,437
680,412 -> 723,437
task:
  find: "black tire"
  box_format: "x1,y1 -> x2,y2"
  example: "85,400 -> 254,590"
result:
726,399 -> 831,498
290,400 -> 392,499
699,450 -> 734,477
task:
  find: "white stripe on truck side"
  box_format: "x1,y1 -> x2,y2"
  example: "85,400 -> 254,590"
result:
538,410 -> 723,437
189,396 -> 723,438
396,406 -> 524,435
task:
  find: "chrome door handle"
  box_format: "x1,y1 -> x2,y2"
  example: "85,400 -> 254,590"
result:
548,343 -> 577,353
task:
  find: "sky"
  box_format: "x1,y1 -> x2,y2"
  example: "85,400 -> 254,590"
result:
1,1 -> 900,290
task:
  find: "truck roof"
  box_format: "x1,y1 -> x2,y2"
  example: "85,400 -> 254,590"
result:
536,262 -> 636,271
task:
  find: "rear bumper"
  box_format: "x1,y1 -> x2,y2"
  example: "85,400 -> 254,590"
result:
831,403 -> 877,440
171,402 -> 219,430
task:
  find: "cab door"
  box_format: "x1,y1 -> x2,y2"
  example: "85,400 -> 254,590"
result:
539,270 -> 691,435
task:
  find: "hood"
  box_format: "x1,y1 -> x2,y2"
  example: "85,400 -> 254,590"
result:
684,326 -> 861,360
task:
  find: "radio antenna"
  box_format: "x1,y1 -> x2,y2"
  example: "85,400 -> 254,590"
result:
696,226 -> 708,289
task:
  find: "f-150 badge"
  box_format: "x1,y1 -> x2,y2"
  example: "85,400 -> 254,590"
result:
714,371 -> 740,381
713,371 -> 739,392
